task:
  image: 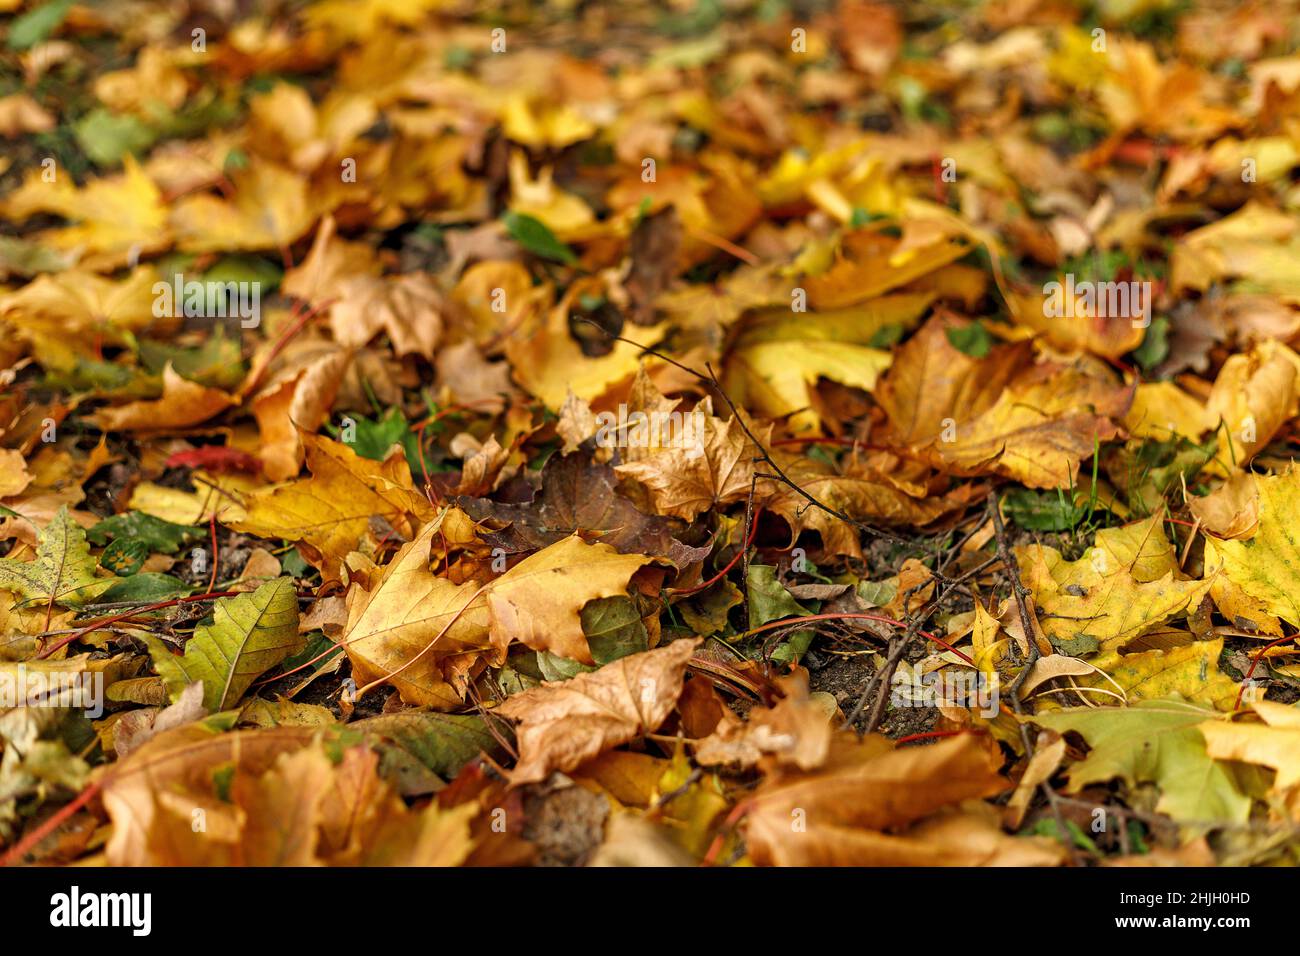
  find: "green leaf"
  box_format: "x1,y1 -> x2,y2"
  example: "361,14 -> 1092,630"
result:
42,358 -> 147,397
746,564 -> 809,627
536,650 -> 590,681
769,627 -> 814,665
0,506 -> 110,608
1133,316 -> 1170,371
146,577 -> 303,711
868,322 -> 906,349
73,109 -> 158,167
347,406 -> 413,459
351,711 -> 502,780
100,538 -> 148,576
944,321 -> 993,358
581,597 -> 649,665
138,327 -> 246,390
0,235 -> 74,277
335,406 -> 437,476
1001,488 -> 1086,532
7,0 -> 73,51
856,578 -> 898,607
1033,696 -> 1251,825
503,212 -> 577,265
88,511 -> 202,554
98,573 -> 194,604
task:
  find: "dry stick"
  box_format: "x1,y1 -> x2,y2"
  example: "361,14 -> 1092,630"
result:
37,591 -> 241,659
840,550 -> 998,731
670,506 -> 760,597
1050,794 -> 1300,838
0,777 -> 103,867
738,472 -> 760,631
989,496 -> 1080,862
864,630 -> 924,733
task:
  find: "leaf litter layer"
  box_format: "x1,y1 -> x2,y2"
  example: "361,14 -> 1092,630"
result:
1,0 -> 1300,868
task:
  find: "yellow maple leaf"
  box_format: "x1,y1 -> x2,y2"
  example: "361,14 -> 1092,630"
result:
1203,469 -> 1300,627
1017,516 -> 1212,654
937,363 -> 1131,489
170,157 -> 316,253
723,293 -> 931,435
0,156 -> 168,268
227,433 -> 432,583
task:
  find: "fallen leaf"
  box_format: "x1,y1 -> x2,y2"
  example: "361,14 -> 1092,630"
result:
497,638 -> 701,784
1034,697 -> 1251,825
87,364 -> 235,433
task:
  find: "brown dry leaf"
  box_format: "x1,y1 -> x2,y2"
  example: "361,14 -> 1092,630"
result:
434,340 -> 517,414
103,724 -> 474,865
0,448 -> 33,497
1004,732 -> 1067,829
1008,288 -> 1147,359
1200,700 -> 1300,797
94,45 -> 188,113
0,266 -> 165,369
1202,340 -> 1300,475
455,449 -> 699,564
0,93 -> 54,137
695,672 -> 835,770
1187,471 -> 1260,539
934,364 -> 1131,489
341,520 -> 492,708
249,346 -> 352,480
0,156 -> 169,267
281,214 -> 384,305
112,681 -> 207,758
1122,381 -> 1213,442
498,637 -> 701,784
504,286 -> 667,410
803,230 -> 972,310
100,722 -> 324,865
588,813 -> 696,867
452,433 -> 514,496
876,314 -> 1032,447
615,399 -> 774,522
329,273 -> 444,360
485,534 -> 652,664
765,454 -> 983,558
170,157 -> 316,253
744,733 -> 1059,866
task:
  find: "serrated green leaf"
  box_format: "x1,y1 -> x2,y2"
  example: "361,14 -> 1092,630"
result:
146,577 -> 302,711
0,506 -> 110,608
